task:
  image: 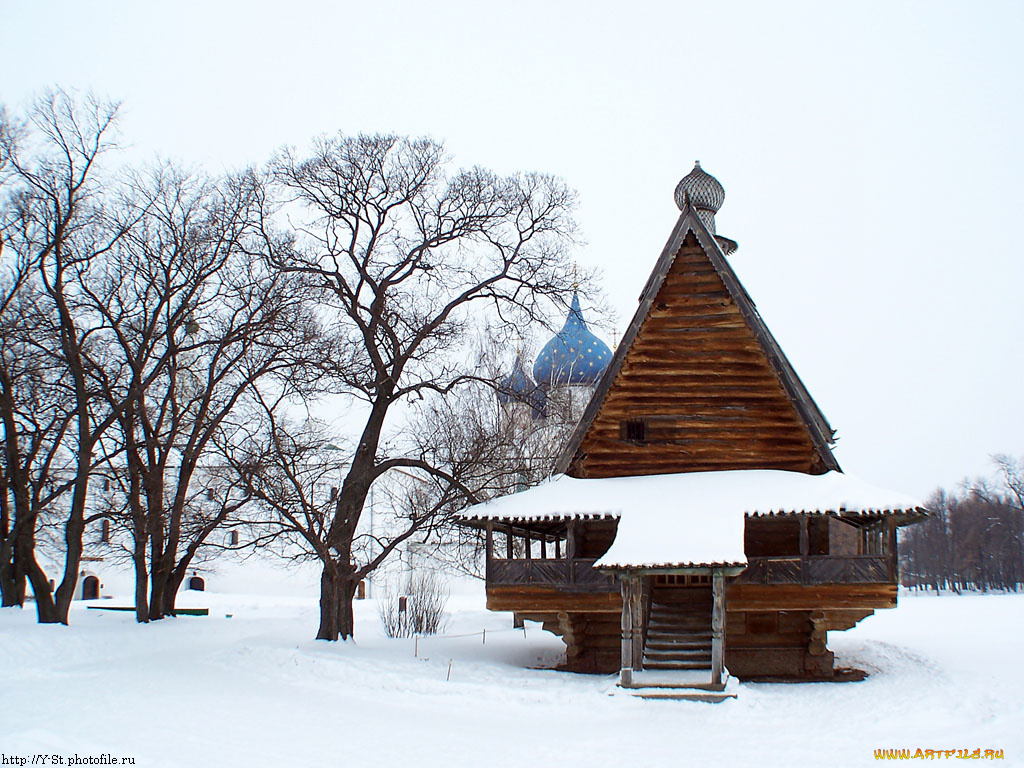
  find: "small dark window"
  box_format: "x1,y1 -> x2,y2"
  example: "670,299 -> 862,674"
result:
623,419 -> 646,442
103,477 -> 111,492
101,519 -> 111,543
206,488 -> 215,501
330,486 -> 338,501
228,530 -> 239,546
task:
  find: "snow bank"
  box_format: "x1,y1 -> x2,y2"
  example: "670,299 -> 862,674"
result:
2,590 -> 1021,768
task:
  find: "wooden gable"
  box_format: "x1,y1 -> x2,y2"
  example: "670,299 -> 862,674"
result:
556,205 -> 840,479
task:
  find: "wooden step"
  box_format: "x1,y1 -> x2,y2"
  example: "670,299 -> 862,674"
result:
648,613 -> 707,622
650,608 -> 711,619
631,690 -> 736,703
651,602 -> 708,614
643,659 -> 713,670
646,629 -> 712,641
651,618 -> 708,630
644,598 -> 717,674
645,638 -> 712,651
650,607 -> 711,617
644,651 -> 712,664
650,603 -> 712,611
618,669 -> 736,702
643,651 -> 708,663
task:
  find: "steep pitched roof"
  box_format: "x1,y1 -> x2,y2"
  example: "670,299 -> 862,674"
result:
555,202 -> 840,478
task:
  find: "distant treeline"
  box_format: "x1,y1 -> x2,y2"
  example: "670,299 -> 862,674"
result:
900,456 -> 1024,593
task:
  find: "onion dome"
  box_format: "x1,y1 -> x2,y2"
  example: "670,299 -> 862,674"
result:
673,160 -> 737,256
533,291 -> 612,387
674,160 -> 725,218
497,351 -> 546,418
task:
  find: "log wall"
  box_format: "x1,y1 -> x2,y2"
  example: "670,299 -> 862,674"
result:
571,233 -> 827,478
542,612 -> 622,674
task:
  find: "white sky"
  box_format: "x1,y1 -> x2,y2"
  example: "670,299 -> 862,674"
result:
3,0 -> 1022,498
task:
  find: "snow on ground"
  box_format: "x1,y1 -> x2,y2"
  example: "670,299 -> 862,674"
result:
2,589 -> 1021,767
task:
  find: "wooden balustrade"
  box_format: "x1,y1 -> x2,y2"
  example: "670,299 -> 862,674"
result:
487,554 -> 894,589
734,555 -> 894,585
487,557 -> 617,591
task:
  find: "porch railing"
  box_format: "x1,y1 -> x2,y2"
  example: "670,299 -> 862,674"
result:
487,557 -> 617,591
734,555 -> 894,585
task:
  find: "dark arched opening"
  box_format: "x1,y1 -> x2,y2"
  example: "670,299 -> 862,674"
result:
188,576 -> 205,592
82,575 -> 100,600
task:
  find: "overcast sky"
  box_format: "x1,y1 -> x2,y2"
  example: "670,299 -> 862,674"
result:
3,0 -> 1022,498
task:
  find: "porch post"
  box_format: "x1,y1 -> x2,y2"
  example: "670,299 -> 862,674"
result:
567,520 -> 577,584
630,576 -> 644,672
799,514 -> 810,584
485,523 -> 494,581
619,575 -> 633,686
711,568 -> 725,686
887,517 -> 898,583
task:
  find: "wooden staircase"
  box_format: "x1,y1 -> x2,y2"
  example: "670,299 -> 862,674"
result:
621,585 -> 735,702
643,596 -> 713,672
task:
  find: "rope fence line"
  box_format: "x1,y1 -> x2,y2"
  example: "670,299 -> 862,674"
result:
411,624 -> 530,657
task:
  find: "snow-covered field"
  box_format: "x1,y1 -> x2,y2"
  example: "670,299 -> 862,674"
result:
2,589 -> 1021,767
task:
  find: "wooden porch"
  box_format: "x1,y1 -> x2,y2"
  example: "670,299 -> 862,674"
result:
477,512 -> 904,681
483,518 -> 619,594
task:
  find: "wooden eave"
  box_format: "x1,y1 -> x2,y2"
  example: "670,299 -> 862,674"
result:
745,507 -> 929,527
555,202 -> 841,477
597,563 -> 748,576
458,512 -> 618,538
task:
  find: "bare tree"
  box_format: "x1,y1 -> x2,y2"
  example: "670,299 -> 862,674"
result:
220,387 -> 495,639
0,89 -> 128,623
0,265 -> 78,608
85,166 -> 321,621
253,134 -> 580,640
901,456 -> 1024,593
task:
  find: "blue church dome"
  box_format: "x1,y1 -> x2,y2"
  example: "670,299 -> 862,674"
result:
533,291 -> 611,387
498,352 -> 546,418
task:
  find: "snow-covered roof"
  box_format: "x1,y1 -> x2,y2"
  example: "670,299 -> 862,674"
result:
462,470 -> 925,570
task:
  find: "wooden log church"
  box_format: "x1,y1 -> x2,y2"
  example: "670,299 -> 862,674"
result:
460,163 -> 926,695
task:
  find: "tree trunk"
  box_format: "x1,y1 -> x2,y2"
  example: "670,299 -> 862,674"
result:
0,559 -> 15,607
317,564 -> 341,641
146,474 -> 169,621
316,564 -> 359,642
0,488 -> 15,607
26,553 -> 58,623
13,525 -> 34,605
338,576 -> 357,641
133,541 -> 149,624
53,462 -> 91,625
162,565 -> 187,617
149,565 -> 168,621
